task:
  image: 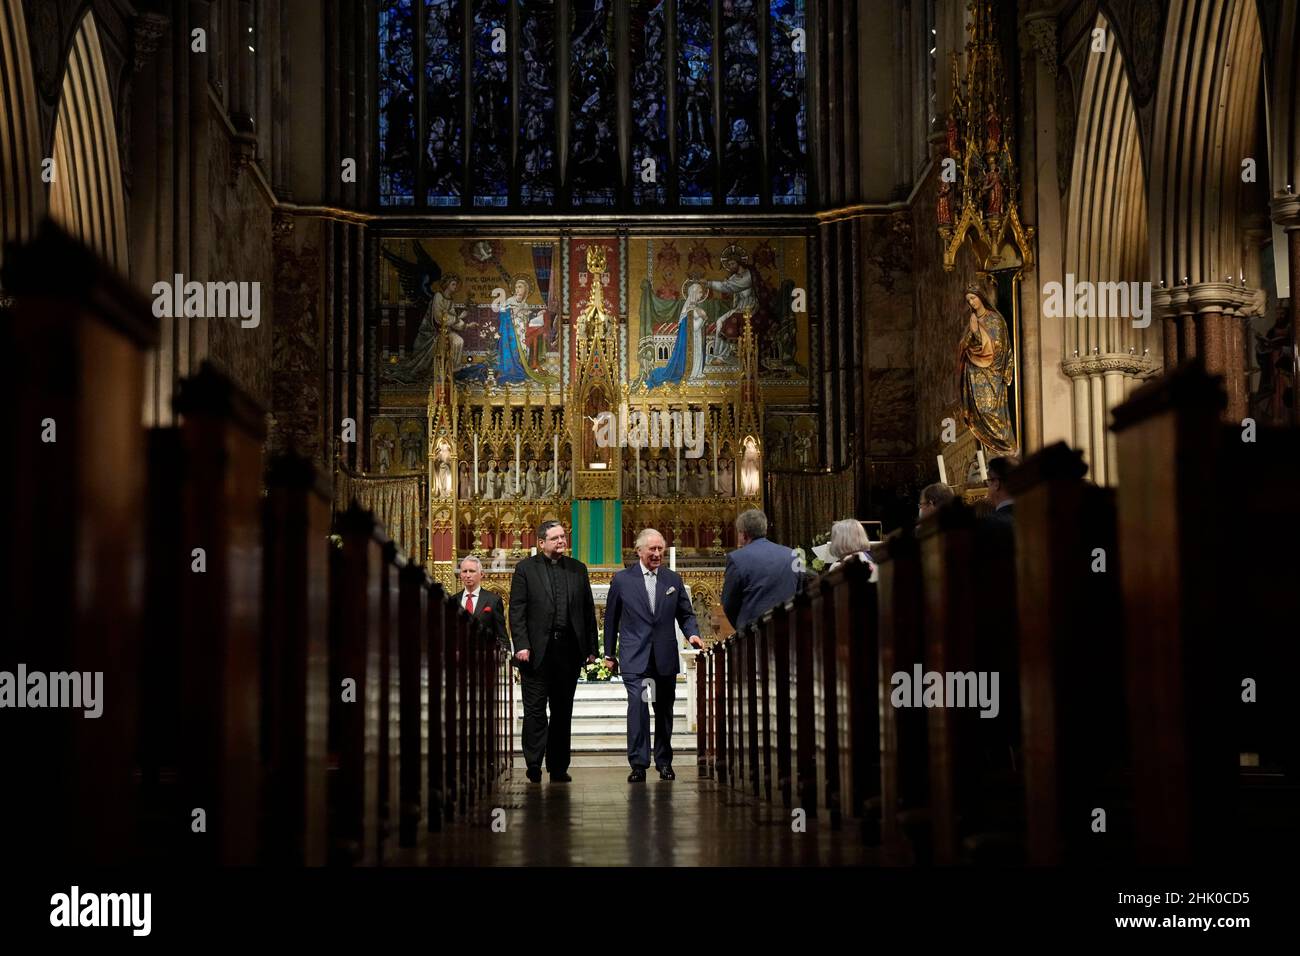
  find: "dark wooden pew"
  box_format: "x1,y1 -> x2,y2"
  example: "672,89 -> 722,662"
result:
1112,362 -> 1300,863
442,588 -> 462,820
874,528 -> 930,864
768,604 -> 795,808
791,590 -> 818,816
2,223 -> 156,865
261,453 -> 332,866
397,562 -> 429,849
173,364 -> 267,866
328,505 -> 383,865
697,651 -> 711,778
427,582 -> 450,830
714,641 -> 729,788
825,557 -> 880,834
917,500 -> 1024,865
744,621 -> 762,798
756,612 -> 774,803
1007,443 -> 1131,865
376,541 -> 400,863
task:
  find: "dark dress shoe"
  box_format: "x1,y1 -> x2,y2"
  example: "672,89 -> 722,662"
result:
550,772 -> 572,782
658,767 -> 675,780
526,768 -> 542,783
627,769 -> 647,783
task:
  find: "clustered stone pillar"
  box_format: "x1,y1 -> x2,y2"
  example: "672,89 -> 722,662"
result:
1155,282 -> 1254,423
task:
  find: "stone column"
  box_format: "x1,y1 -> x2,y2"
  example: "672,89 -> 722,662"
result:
1022,10 -> 1071,450
1187,281 -> 1254,422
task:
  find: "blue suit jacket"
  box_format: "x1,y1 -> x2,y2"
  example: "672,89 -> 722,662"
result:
603,565 -> 700,676
722,536 -> 800,632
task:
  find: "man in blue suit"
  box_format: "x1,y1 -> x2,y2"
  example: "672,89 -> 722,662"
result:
722,509 -> 800,633
603,529 -> 704,783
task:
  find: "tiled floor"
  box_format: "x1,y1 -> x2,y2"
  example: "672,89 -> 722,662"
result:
412,767 -> 880,866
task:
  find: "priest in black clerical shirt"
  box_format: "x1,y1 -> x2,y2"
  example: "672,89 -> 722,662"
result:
508,520 -> 598,783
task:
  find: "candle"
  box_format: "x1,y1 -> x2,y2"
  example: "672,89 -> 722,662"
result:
473,433 -> 479,494
515,434 -> 521,494
976,449 -> 988,482
669,546 -> 676,571
530,546 -> 537,556
936,454 -> 948,485
552,433 -> 559,495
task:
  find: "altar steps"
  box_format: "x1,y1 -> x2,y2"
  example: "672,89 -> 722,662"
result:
514,678 -> 696,768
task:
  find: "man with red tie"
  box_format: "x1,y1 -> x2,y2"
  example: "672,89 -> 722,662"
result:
453,556 -> 507,647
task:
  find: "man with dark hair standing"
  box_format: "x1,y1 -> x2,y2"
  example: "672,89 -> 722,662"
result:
722,508 -> 800,633
509,520 -> 598,783
985,455 -> 1019,526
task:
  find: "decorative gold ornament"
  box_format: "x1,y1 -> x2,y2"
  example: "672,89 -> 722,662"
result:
938,0 -> 1035,272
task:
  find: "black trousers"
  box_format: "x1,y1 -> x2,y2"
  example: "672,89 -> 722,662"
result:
520,635 -> 580,774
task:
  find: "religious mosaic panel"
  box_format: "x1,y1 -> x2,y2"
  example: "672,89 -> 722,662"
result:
626,235 -> 810,403
378,236 -> 566,399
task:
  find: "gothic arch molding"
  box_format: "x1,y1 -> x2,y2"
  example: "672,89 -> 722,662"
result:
1062,11 -> 1157,485
0,0 -> 45,265
48,8 -> 127,273
1148,0 -> 1264,290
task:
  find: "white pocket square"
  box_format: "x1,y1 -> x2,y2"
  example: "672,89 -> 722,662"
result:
665,586 -> 677,595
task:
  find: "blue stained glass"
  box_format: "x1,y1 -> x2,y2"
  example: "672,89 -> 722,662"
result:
722,0 -> 761,205
676,0 -> 714,206
472,0 -> 510,207
570,0 -> 617,205
519,0 -> 557,204
630,0 -> 667,205
425,0 -> 464,207
379,0 -> 417,206
769,0 -> 808,205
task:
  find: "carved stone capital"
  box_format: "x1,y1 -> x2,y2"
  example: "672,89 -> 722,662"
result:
1271,192 -> 1300,229
1061,352 -> 1160,379
1022,13 -> 1058,76
132,13 -> 169,73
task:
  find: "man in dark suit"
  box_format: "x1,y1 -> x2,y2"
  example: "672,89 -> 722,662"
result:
722,508 -> 800,633
984,455 -> 1019,527
452,556 -> 507,646
509,520 -> 598,783
604,529 -> 704,782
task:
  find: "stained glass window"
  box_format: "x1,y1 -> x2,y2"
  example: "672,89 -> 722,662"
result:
769,0 -> 808,205
722,0 -> 761,205
378,0 -> 417,206
471,0 -> 510,207
424,0 -> 464,207
519,0 -> 557,205
676,0 -> 714,206
377,0 -> 808,210
570,0 -> 617,205
630,0 -> 668,206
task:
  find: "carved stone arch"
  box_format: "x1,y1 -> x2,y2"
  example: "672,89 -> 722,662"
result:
0,0 -> 45,267
48,7 -> 128,272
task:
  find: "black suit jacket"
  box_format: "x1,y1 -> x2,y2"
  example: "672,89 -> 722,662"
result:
452,587 -> 508,646
508,553 -> 598,667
